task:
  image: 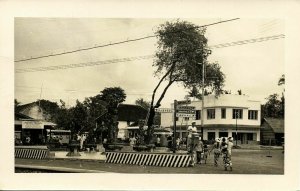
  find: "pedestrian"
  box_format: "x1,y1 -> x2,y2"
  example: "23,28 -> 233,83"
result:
195,137 -> 204,164
25,136 -> 31,145
203,143 -> 209,164
220,137 -> 232,171
156,135 -> 161,147
176,137 -> 180,150
210,138 -> 221,166
167,135 -> 172,148
129,136 -> 136,146
227,137 -> 234,170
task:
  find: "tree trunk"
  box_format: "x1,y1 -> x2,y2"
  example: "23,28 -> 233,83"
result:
146,80 -> 174,144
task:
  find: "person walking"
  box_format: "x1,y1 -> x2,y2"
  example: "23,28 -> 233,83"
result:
226,137 -> 234,171
203,143 -> 209,164
210,138 -> 221,167
220,137 -> 232,171
195,137 -> 204,164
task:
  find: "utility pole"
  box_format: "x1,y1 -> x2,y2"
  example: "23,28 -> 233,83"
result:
173,100 -> 177,153
201,61 -> 205,141
200,49 -> 211,140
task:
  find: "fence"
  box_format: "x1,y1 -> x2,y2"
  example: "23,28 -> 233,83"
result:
15,146 -> 49,159
105,152 -> 192,167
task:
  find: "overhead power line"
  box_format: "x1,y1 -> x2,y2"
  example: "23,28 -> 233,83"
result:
15,34 -> 285,73
14,18 -> 240,63
209,34 -> 284,49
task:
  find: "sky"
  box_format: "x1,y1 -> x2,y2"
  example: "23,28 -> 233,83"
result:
15,18 -> 285,108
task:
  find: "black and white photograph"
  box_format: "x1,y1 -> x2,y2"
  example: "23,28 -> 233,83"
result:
14,17 -> 285,174
1,1 -> 300,191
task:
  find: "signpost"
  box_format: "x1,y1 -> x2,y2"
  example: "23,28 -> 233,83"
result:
154,108 -> 174,113
177,100 -> 191,105
176,113 -> 196,118
177,106 -> 195,110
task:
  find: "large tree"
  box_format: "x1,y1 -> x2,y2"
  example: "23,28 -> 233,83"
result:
99,87 -> 126,143
146,20 -> 225,143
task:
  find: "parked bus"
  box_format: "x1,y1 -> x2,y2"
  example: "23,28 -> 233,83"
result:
46,129 -> 71,145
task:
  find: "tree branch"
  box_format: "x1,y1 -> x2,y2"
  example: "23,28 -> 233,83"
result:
155,79 -> 175,108
150,63 -> 175,107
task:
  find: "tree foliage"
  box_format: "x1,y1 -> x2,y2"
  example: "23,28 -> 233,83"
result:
135,98 -> 151,110
262,94 -> 284,118
262,74 -> 285,119
98,87 -> 126,143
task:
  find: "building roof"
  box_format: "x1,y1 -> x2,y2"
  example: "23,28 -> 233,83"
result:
117,104 -> 148,122
15,102 -> 38,113
264,118 -> 284,133
15,112 -> 34,120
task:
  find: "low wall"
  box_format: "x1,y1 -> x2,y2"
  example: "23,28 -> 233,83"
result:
15,146 -> 49,159
105,152 -> 192,167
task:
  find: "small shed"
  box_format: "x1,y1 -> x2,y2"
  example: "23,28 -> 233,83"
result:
260,118 -> 284,145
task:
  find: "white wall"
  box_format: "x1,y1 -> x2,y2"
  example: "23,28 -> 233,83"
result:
161,94 -> 261,127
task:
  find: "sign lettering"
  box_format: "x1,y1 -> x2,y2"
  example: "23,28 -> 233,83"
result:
154,108 -> 174,113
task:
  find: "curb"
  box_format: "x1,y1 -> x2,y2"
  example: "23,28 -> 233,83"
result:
48,157 -> 106,162
15,164 -> 110,173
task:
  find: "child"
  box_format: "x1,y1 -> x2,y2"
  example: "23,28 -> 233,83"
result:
203,143 -> 209,164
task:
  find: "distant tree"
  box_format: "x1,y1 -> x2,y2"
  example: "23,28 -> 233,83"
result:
147,20 -> 225,144
69,100 -> 89,134
262,94 -> 283,118
135,98 -> 151,110
38,99 -> 60,121
188,85 -> 202,100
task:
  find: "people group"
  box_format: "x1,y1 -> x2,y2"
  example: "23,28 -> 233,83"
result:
207,137 -> 233,171
188,135 -> 234,171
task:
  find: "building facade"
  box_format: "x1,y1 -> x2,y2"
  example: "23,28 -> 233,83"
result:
160,94 -> 261,144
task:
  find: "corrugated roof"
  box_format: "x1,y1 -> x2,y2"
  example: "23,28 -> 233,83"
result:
264,118 -> 284,133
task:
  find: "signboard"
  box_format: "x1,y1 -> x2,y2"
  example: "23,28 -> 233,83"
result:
176,110 -> 196,114
177,100 -> 191,105
154,108 -> 174,113
176,113 -> 196,117
22,121 -> 44,129
177,106 -> 195,110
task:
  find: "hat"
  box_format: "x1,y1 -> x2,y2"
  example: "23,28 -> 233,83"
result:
215,138 -> 220,142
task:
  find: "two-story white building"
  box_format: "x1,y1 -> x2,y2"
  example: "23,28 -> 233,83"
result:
160,94 -> 261,144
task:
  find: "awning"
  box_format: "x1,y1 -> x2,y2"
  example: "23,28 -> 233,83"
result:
21,121 -> 44,129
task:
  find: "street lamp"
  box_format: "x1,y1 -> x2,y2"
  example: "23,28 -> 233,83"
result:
235,111 -> 239,146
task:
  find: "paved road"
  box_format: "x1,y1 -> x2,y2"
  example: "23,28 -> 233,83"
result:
15,149 -> 284,174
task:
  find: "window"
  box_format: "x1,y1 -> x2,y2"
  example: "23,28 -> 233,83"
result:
184,117 -> 189,121
175,117 -> 179,121
221,108 -> 226,119
232,109 -> 243,119
248,110 -> 258,120
195,110 -> 201,120
207,109 -> 215,119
